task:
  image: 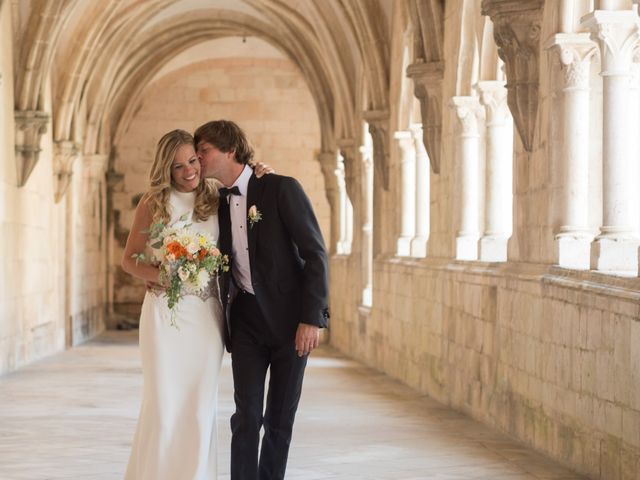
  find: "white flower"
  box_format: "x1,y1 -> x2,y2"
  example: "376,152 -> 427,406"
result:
195,269 -> 210,289
178,266 -> 190,281
248,205 -> 262,228
186,242 -> 199,254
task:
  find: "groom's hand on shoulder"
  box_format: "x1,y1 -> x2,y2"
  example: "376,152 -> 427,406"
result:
295,323 -> 320,357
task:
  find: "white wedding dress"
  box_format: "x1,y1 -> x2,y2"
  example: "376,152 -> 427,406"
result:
125,189 -> 224,480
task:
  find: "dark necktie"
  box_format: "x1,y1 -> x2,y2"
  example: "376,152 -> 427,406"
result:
219,186 -> 241,199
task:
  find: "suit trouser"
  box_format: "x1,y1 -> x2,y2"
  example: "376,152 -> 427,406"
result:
229,291 -> 308,480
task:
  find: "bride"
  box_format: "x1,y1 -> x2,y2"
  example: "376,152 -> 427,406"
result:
120,129 -> 269,479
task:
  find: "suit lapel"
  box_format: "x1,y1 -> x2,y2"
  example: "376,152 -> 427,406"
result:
246,173 -> 265,264
218,195 -> 232,257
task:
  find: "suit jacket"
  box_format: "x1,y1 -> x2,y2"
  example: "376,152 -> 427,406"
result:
217,172 -> 329,352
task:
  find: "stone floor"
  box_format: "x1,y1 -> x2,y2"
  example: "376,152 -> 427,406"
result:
0,331 -> 587,480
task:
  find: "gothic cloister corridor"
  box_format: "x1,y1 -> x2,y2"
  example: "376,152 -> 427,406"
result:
0,331 -> 586,480
3,0 -> 640,479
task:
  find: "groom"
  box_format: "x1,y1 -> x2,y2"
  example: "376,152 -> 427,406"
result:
195,120 -> 329,480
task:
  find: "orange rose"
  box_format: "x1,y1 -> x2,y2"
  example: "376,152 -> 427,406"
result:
167,241 -> 187,259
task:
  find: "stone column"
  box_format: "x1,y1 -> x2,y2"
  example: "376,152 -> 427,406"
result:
409,124 -> 430,257
335,153 -> 353,255
451,96 -> 483,261
630,62 -> 640,234
547,33 -> 597,269
360,141 -> 374,306
394,130 -> 416,256
477,81 -> 513,262
583,10 -> 640,273
318,151 -> 341,255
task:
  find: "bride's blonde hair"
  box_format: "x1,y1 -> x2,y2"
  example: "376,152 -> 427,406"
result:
146,129 -> 218,223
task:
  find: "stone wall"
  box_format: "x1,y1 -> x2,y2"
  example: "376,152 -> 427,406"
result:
66,154 -> 108,345
329,259 -> 640,479
111,57 -> 327,322
0,3 -> 106,375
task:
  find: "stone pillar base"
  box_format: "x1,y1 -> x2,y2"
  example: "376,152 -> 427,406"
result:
479,236 -> 508,262
590,237 -> 640,274
397,236 -> 412,257
555,234 -> 592,270
456,236 -> 479,261
410,237 -> 428,258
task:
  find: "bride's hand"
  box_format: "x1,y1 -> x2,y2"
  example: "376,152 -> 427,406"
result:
146,268 -> 167,293
251,161 -> 274,178
146,281 -> 166,294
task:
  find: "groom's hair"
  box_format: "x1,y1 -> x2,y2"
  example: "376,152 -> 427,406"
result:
194,120 -> 254,165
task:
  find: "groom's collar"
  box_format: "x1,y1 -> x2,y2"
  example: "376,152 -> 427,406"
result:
231,164 -> 253,196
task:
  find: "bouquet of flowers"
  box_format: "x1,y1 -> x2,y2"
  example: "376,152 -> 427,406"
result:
133,214 -> 229,327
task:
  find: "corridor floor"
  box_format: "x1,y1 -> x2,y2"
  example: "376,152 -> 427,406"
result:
0,331 -> 586,480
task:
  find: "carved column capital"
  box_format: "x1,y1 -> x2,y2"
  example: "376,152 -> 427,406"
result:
476,81 -> 510,125
317,151 -> 338,189
582,10 -> 640,74
406,60 -> 443,173
53,141 -> 80,203
362,110 -> 390,190
409,123 -> 429,158
14,110 -> 49,187
336,138 -> 358,201
481,0 -> 544,152
393,130 -> 415,155
547,33 -> 599,90
450,96 -> 483,137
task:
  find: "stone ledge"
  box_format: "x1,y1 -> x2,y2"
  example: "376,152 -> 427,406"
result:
375,257 -> 640,301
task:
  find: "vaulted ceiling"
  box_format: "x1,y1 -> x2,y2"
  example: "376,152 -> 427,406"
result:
11,0 -> 394,157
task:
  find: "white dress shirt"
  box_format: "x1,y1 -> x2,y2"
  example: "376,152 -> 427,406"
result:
227,165 -> 254,294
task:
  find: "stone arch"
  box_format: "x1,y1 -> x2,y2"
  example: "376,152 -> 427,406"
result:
13,0 -> 76,111
336,0 -> 389,113
77,10 -> 347,161
394,0 -> 417,131
13,0 -> 387,189
406,0 -> 445,173
79,1 -> 177,155
51,0 -> 134,143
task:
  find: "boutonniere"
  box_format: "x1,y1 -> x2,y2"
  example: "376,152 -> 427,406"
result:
248,205 -> 262,228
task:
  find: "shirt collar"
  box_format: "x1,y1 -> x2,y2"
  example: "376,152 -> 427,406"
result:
231,164 -> 253,196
